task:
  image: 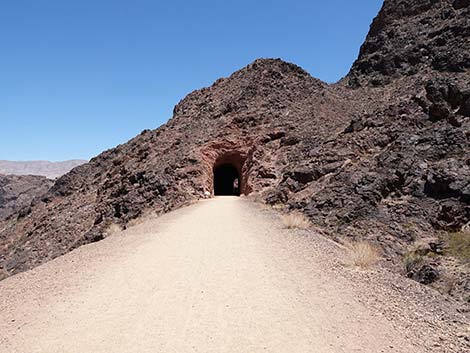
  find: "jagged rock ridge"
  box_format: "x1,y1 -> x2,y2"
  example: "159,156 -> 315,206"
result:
349,0 -> 470,86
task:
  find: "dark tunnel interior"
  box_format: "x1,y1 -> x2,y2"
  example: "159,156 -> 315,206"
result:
213,163 -> 240,196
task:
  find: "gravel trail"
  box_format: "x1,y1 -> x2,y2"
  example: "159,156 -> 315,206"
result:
0,197 -> 466,352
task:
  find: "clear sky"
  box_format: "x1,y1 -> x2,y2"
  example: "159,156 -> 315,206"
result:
0,0 -> 384,161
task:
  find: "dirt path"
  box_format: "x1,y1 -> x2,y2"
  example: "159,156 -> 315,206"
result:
0,197 -> 467,352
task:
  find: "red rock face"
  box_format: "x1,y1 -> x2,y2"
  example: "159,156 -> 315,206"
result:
0,0 -> 469,300
198,139 -> 255,196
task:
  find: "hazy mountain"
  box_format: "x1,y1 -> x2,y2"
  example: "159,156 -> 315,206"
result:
0,160 -> 87,179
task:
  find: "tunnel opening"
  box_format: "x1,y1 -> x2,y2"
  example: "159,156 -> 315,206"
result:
213,163 -> 240,196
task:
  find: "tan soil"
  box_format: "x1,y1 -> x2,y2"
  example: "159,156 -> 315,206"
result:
0,197 -> 467,353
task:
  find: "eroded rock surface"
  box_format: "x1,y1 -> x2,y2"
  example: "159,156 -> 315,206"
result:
0,175 -> 53,222
349,0 -> 470,86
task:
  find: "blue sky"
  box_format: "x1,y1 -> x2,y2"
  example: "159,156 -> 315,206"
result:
0,0 -> 383,161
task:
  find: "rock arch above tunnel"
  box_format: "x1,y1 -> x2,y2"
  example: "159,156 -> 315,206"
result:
207,149 -> 252,196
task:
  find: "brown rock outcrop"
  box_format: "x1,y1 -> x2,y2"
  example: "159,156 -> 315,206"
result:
0,174 -> 53,221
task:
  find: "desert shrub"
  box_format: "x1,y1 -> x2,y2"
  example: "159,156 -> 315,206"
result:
444,231 -> 470,263
462,222 -> 470,233
127,217 -> 144,228
282,212 -> 310,229
258,203 -> 272,211
104,223 -> 122,237
127,213 -> 151,228
127,209 -> 162,228
250,193 -> 265,204
0,268 -> 9,281
441,275 -> 457,295
346,241 -> 379,269
403,252 -> 424,275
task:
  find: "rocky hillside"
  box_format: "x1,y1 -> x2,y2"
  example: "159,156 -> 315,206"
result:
0,0 -> 468,302
0,160 -> 87,179
0,174 -> 53,222
349,0 -> 470,87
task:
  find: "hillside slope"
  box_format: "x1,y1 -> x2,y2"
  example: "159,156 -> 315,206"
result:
0,0 -> 468,300
0,174 -> 53,222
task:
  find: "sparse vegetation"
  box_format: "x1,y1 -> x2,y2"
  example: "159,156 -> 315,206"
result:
462,222 -> 470,233
443,231 -> 470,263
441,275 -> 457,296
403,252 -> 424,275
258,203 -> 272,211
346,241 -> 379,269
127,217 -> 144,228
250,193 -> 265,204
104,223 -> 122,237
0,268 -> 9,281
127,210 -> 157,228
282,212 -> 310,229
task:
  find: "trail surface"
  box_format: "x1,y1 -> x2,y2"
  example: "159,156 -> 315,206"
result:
0,197 -> 465,352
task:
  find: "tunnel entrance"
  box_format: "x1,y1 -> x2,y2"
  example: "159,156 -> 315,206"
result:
213,163 -> 240,196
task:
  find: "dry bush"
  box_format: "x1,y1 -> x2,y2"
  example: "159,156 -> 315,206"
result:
258,203 -> 272,211
444,231 -> 470,263
0,268 -> 9,281
441,275 -> 457,295
104,223 -> 122,237
462,222 -> 470,233
282,212 -> 310,229
249,193 -> 265,204
128,214 -> 150,228
127,217 -> 144,228
126,209 -> 161,228
346,241 -> 379,269
403,252 -> 424,275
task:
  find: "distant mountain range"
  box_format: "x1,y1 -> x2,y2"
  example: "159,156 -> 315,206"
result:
0,160 -> 87,179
